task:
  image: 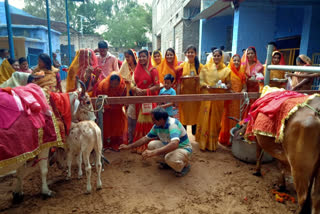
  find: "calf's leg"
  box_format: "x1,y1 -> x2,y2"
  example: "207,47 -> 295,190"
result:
66,149 -> 73,180
83,151 -> 92,194
77,151 -> 83,179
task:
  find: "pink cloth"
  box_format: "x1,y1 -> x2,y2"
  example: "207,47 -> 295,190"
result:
97,53 -> 119,81
0,89 -> 21,129
12,83 -> 51,129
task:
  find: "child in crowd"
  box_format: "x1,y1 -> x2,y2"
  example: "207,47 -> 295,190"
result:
159,74 -> 178,118
19,57 -> 32,73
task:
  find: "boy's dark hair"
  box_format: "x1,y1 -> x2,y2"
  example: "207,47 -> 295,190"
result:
98,41 -> 108,49
19,57 -> 27,64
164,74 -> 174,83
110,74 -> 120,82
151,107 -> 169,121
220,46 -> 225,51
210,47 -> 217,52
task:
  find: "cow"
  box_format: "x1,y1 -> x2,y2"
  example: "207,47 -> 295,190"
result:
0,80 -> 95,203
51,121 -> 103,194
253,96 -> 320,214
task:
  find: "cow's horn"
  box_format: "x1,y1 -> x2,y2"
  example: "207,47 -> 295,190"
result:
78,80 -> 86,96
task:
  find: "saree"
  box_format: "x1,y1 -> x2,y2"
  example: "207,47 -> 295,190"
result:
119,49 -> 137,96
178,61 -> 203,125
133,56 -> 159,153
196,57 -> 231,151
0,59 -> 15,84
33,66 -> 61,92
291,55 -> 312,89
66,49 -> 98,92
0,72 -> 30,88
240,47 -> 264,119
96,72 -> 128,151
157,52 -> 178,88
219,55 -> 246,146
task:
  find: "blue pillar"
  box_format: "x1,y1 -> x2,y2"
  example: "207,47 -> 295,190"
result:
4,0 -> 14,59
45,0 -> 53,63
65,0 -> 72,65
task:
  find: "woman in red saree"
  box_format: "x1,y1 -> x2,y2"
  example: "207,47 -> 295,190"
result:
132,49 -> 160,153
219,54 -> 246,146
96,72 -> 128,151
240,47 -> 264,119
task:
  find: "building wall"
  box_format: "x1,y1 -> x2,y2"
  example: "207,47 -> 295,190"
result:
232,2 -> 277,62
152,0 -> 200,61
300,5 -> 320,58
199,15 -> 233,63
60,34 -> 104,51
274,6 -> 303,39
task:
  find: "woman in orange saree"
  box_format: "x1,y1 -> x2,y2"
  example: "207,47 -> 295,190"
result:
96,72 -> 128,151
240,47 -> 264,119
196,49 -> 231,151
132,50 -> 160,153
219,54 -> 246,146
157,48 -> 179,89
263,51 -> 286,88
66,49 -> 99,94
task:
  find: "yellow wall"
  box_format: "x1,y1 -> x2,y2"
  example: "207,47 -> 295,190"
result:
0,37 -> 26,59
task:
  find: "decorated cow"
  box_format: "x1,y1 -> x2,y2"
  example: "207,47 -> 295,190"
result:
0,80 -> 97,203
244,88 -> 320,214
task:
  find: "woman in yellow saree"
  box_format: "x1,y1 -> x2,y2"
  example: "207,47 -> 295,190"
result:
157,48 -> 179,89
66,49 -> 98,94
178,45 -> 203,135
151,50 -> 163,69
196,49 -> 231,151
0,58 -> 19,84
263,51 -> 286,88
219,54 -> 246,146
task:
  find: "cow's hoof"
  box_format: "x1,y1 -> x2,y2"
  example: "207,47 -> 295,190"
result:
12,192 -> 24,204
85,190 -> 91,195
66,176 -> 71,181
96,186 -> 102,191
78,176 -> 82,180
253,171 -> 262,177
42,191 -> 55,200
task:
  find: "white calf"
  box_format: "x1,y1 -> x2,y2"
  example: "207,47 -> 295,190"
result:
65,121 -> 102,193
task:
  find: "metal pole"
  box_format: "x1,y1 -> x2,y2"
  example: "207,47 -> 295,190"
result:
4,0 -> 14,59
65,0 -> 72,65
264,44 -> 274,86
267,65 -> 320,73
45,0 -> 53,63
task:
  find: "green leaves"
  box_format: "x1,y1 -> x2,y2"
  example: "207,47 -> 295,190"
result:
23,0 -> 151,47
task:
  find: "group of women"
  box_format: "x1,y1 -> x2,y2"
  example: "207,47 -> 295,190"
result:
0,43 -> 310,154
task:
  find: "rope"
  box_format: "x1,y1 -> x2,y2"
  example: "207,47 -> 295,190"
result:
239,92 -> 250,120
80,95 -> 107,113
305,103 -> 320,116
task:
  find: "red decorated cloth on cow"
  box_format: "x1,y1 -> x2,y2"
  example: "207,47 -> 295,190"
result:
245,90 -> 309,143
0,89 -> 65,168
50,92 -> 71,135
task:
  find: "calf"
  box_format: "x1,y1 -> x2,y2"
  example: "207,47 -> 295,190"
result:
55,121 -> 103,194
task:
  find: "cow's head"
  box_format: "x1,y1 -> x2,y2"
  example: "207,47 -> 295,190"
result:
49,147 -> 66,169
69,79 -> 96,122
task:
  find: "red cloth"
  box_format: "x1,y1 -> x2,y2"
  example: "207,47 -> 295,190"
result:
12,83 -> 51,129
50,92 -> 71,135
245,91 -> 308,141
0,112 -> 63,163
0,89 -> 21,129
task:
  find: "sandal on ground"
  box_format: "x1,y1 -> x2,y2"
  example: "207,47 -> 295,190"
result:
175,165 -> 191,177
158,162 -> 171,170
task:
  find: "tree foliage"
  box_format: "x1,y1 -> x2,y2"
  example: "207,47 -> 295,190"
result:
103,2 -> 152,48
23,0 -> 152,47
